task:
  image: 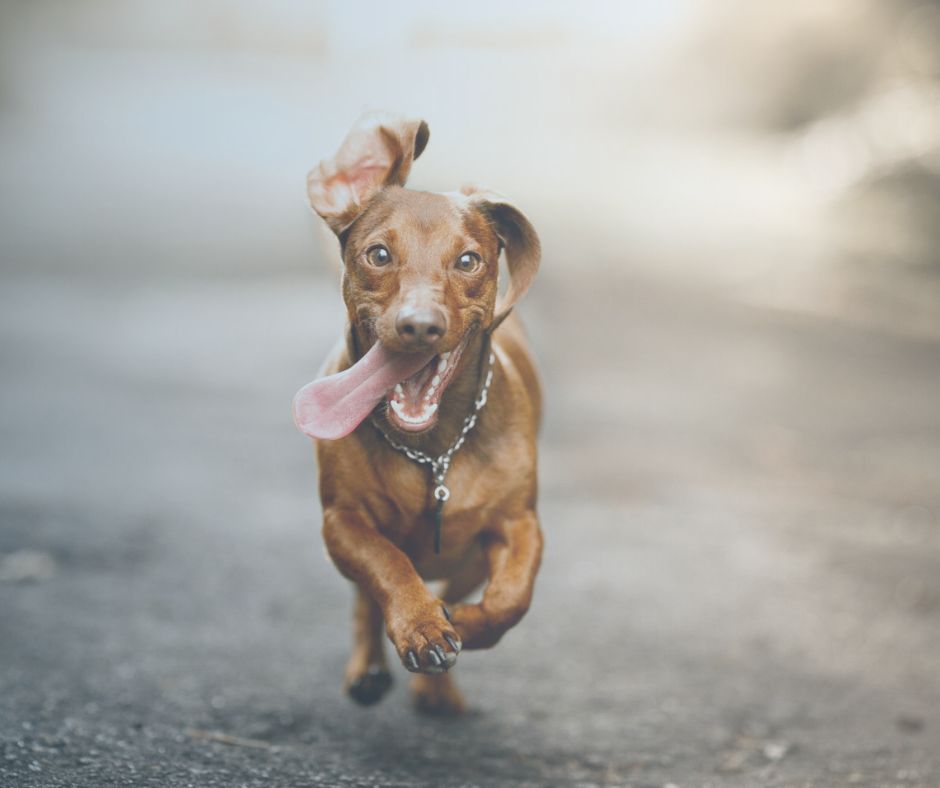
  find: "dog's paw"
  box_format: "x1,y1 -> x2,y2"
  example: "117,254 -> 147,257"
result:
345,665 -> 393,706
389,604 -> 462,674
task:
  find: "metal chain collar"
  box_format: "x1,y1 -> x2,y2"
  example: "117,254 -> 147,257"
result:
373,347 -> 496,552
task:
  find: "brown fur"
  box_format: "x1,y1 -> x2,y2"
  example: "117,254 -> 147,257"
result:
306,113 -> 542,714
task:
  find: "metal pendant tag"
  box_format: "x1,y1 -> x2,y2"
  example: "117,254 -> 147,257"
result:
432,483 -> 449,554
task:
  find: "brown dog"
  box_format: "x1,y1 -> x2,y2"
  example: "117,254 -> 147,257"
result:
292,114 -> 542,715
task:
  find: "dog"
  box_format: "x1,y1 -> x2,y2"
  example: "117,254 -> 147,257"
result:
292,113 -> 543,715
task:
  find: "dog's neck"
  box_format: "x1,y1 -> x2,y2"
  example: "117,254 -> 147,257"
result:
348,323 -> 492,457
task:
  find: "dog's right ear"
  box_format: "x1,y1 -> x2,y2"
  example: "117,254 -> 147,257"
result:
307,113 -> 430,236
459,185 -> 541,330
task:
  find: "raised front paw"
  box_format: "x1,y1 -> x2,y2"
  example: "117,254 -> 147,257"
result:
387,603 -> 462,674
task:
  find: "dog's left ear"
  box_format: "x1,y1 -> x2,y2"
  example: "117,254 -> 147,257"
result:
461,186 -> 541,329
307,113 -> 430,236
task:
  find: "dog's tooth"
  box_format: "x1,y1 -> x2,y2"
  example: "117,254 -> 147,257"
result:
432,374 -> 441,387
489,353 -> 495,364
427,403 -> 438,415
437,358 -> 447,373
394,384 -> 404,396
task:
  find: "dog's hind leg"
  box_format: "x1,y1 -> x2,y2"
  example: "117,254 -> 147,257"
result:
411,552 -> 485,716
344,585 -> 392,706
410,672 -> 466,716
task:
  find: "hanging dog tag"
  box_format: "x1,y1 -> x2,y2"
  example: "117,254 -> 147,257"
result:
432,483 -> 450,554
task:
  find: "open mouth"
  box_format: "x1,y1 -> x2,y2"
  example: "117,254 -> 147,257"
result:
385,335 -> 471,433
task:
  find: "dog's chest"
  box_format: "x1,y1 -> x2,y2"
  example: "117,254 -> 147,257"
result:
375,447 -> 512,555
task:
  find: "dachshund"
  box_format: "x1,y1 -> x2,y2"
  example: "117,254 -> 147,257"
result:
293,113 -> 542,715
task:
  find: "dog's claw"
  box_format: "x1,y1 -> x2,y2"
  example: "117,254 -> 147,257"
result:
395,606 -> 461,673
441,605 -> 453,623
433,644 -> 450,669
444,633 -> 461,654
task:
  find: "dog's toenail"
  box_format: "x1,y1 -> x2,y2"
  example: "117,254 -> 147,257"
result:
428,649 -> 442,667
433,644 -> 449,666
441,605 -> 452,622
444,633 -> 461,653
406,651 -> 419,672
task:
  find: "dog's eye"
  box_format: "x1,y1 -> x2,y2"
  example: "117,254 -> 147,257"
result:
456,252 -> 481,273
366,245 -> 392,267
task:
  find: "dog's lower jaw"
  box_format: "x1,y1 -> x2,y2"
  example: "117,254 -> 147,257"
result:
381,330 -> 478,435
387,393 -> 440,433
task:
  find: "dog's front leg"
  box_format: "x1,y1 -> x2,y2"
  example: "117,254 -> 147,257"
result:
323,507 -> 462,674
449,510 -> 543,649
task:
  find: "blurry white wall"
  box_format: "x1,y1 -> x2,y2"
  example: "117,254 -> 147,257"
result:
2,0 -> 939,333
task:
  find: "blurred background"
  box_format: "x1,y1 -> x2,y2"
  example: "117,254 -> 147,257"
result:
1,2 -> 939,786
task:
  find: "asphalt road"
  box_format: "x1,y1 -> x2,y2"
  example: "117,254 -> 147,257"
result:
1,265 -> 938,788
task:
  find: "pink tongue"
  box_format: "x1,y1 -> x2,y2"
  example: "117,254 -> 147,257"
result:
292,342 -> 434,440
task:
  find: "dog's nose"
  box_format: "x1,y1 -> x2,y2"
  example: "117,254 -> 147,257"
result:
396,305 -> 447,345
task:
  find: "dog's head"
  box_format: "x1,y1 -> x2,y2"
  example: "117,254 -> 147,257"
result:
304,113 -> 540,435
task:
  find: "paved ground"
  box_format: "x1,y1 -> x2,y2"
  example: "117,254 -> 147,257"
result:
1,265 -> 938,787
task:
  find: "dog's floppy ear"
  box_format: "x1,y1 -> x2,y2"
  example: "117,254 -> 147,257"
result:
461,186 -> 541,328
307,113 -> 430,236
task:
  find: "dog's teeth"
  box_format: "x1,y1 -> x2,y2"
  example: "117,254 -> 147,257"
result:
432,375 -> 441,387
394,384 -> 404,396
489,353 -> 495,364
437,358 -> 448,373
390,394 -> 439,425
